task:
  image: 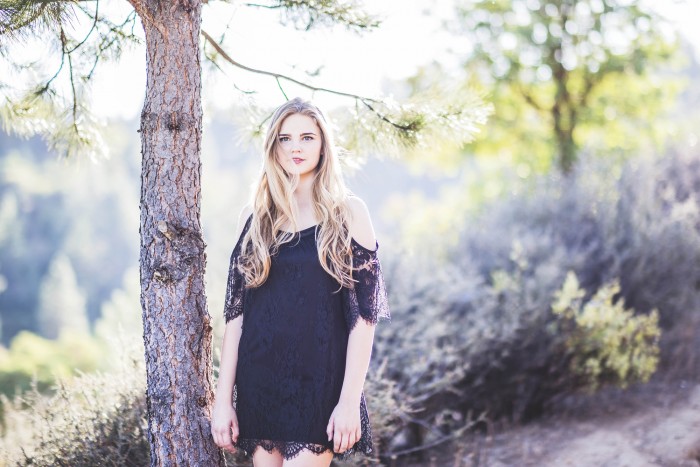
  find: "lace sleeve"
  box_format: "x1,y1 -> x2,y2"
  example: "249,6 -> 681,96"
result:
343,238 -> 391,332
223,214 -> 253,323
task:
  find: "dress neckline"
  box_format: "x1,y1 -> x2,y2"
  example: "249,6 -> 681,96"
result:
279,224 -> 319,235
277,224 -> 379,252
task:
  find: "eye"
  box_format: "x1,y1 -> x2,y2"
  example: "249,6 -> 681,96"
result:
303,135 -> 314,141
278,136 -> 290,142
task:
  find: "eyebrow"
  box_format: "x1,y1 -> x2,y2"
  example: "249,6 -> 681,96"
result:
278,132 -> 317,137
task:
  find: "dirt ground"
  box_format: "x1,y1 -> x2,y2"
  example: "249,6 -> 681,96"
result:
397,380 -> 700,467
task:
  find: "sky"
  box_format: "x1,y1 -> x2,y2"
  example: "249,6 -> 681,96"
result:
9,0 -> 700,121
89,0 -> 461,119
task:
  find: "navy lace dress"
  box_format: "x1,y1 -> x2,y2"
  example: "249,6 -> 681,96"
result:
223,213 -> 391,461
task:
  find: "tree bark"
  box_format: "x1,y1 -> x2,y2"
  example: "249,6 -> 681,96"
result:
133,0 -> 223,464
551,47 -> 576,176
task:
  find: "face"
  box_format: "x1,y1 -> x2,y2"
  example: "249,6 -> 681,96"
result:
276,113 -> 323,177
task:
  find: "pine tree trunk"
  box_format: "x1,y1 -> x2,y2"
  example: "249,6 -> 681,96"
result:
134,1 -> 223,465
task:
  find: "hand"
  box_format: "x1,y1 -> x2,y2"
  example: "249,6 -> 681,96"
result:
211,400 -> 239,454
326,400 -> 362,454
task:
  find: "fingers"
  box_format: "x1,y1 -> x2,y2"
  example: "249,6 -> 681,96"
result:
341,431 -> 349,452
211,420 -> 239,454
214,430 -> 235,453
333,428 -> 360,453
343,432 -> 354,452
348,431 -> 357,449
333,429 -> 341,453
326,415 -> 334,441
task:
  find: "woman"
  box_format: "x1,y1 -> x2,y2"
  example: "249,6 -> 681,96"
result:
211,97 -> 391,467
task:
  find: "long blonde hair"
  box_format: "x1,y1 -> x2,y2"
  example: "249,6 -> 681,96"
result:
239,97 -> 356,292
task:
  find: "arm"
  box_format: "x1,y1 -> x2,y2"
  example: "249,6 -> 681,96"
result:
327,322 -> 376,454
339,320 -> 375,406
212,204 -> 252,452
212,317 -> 244,454
327,196 -> 379,453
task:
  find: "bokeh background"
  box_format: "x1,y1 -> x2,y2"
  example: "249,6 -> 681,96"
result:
1,0 -> 700,465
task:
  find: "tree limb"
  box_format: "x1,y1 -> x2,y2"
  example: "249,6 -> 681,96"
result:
209,30 -> 423,134
200,29 -> 379,104
201,29 -> 425,132
579,69 -> 597,108
516,81 -> 548,113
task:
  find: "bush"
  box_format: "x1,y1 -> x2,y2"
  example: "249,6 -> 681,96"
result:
0,329 -> 106,400
551,270 -> 661,392
0,346 -> 149,466
372,146 -> 700,454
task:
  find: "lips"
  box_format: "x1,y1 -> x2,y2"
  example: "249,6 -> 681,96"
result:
292,158 -> 305,164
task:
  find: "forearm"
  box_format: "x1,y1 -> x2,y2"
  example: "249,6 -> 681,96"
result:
338,319 -> 376,405
215,316 -> 243,403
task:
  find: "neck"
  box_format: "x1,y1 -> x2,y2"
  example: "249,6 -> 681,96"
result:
293,173 -> 315,207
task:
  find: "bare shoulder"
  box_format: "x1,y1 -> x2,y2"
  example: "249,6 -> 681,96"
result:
234,203 -> 253,241
347,196 -> 377,251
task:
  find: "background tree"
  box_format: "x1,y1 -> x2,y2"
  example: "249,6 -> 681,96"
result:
37,252 -> 88,339
0,0 -> 489,464
452,0 -> 684,175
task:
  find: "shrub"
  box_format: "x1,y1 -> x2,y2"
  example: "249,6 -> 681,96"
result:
551,270 -> 661,392
0,347 -> 149,466
0,329 -> 106,400
372,146 -> 700,455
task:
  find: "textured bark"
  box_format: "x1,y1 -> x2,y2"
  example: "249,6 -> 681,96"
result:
134,0 -> 223,465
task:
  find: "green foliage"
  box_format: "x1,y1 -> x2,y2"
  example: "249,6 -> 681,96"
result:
0,88 -> 109,162
0,349 -> 149,466
0,265 -> 142,402
332,85 -> 493,167
452,0 -> 685,174
0,0 -> 77,44
0,0 -> 138,160
0,329 -> 105,398
552,270 -> 661,393
229,83 -> 492,175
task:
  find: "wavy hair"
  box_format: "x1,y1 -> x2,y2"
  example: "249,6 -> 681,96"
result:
238,97 -> 356,292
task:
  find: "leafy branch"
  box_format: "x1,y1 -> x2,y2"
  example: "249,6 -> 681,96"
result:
0,0 -> 141,159
233,0 -> 381,33
201,28 -> 491,156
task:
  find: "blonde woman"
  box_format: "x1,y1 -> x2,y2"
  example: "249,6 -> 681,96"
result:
211,97 -> 391,467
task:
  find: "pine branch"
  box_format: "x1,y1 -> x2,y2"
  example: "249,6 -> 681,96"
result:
242,0 -> 380,33
0,0 -> 138,160
200,28 -> 491,158
200,29 -> 424,136
0,0 -> 78,44
2,0 -> 490,165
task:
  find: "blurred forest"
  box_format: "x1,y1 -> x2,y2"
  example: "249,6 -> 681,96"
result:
2,0 -> 700,465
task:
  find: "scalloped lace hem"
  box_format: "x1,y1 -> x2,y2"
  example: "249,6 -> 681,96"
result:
234,437 -> 371,461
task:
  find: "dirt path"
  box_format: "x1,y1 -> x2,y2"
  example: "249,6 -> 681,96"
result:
401,381 -> 700,466
478,385 -> 700,467
541,384 -> 700,467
